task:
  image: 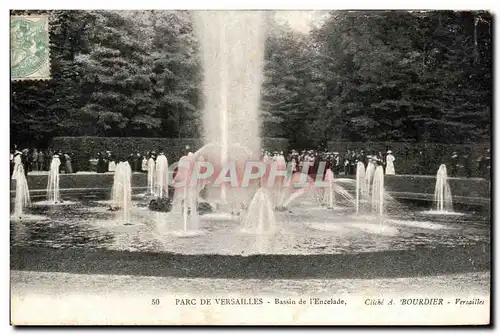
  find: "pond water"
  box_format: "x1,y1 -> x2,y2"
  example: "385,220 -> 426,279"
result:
10,191 -> 490,256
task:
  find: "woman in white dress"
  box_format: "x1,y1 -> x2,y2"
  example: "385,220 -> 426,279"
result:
12,151 -> 31,217
385,150 -> 396,175
11,150 -> 22,180
108,157 -> 116,172
141,155 -> 148,172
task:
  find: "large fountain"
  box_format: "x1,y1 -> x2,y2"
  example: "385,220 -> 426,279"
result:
146,155 -> 156,196
29,154 -> 78,207
46,154 -> 61,204
110,161 -> 133,225
8,12 -> 489,298
241,187 -> 276,235
192,11 -> 270,230
194,11 -> 267,155
155,153 -> 169,198
433,164 -> 453,212
426,164 -> 462,216
355,161 -> 366,214
371,166 -> 385,217
364,159 -> 375,201
166,153 -> 202,236
323,169 -> 336,209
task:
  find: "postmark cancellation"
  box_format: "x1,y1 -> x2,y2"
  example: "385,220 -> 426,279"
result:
10,15 -> 50,81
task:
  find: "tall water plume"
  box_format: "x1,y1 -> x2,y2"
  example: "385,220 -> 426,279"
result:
364,161 -> 375,200
194,10 -> 268,159
147,156 -> 156,195
433,164 -> 453,212
171,154 -> 199,232
155,154 -> 169,198
242,187 -> 276,234
355,161 -> 366,214
13,164 -> 30,218
371,166 -> 385,217
324,168 -> 336,209
111,161 -> 132,224
47,155 -> 61,204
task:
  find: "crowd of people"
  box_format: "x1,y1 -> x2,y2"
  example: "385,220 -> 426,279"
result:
11,145 -> 491,180
260,147 -> 490,179
90,151 -> 160,174
261,149 -> 396,177
90,148 -> 397,178
9,147 -> 77,177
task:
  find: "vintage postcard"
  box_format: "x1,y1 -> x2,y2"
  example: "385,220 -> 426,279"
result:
9,9 -> 491,326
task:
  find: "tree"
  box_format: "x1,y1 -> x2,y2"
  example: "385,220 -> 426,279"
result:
310,10 -> 491,144
262,23 -> 328,149
11,10 -> 203,146
149,11 -> 202,138
74,10 -> 156,137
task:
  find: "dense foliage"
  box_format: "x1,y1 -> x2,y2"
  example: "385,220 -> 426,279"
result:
11,10 -> 491,149
262,11 -> 492,148
11,10 -> 202,146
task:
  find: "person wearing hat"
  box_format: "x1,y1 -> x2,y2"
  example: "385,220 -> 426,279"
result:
64,152 -> 73,174
184,145 -> 191,157
10,149 -> 14,176
290,150 -> 300,173
385,150 -> 396,175
131,151 -> 141,172
56,150 -> 65,174
20,149 -> 30,176
359,149 -> 367,167
312,151 -> 321,178
147,151 -> 156,195
332,152 -> 340,175
38,148 -> 45,171
97,152 -> 107,173
11,150 -> 23,180
141,153 -> 148,173
107,151 -> 116,173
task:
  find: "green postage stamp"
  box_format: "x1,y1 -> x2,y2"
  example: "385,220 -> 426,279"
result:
10,15 -> 50,80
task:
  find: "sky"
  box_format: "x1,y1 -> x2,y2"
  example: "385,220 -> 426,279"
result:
273,10 -> 329,33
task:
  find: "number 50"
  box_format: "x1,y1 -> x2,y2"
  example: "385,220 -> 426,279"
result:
152,298 -> 160,305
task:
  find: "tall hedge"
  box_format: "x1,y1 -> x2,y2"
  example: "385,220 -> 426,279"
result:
51,136 -> 289,171
326,141 -> 490,175
261,138 -> 289,153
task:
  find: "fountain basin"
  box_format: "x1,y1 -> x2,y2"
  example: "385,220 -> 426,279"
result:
11,173 -> 490,207
10,190 -> 490,281
10,194 -> 489,255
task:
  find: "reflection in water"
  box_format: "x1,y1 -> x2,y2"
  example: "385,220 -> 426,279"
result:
10,192 -> 490,256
